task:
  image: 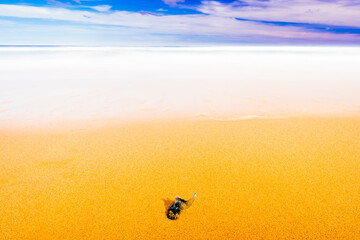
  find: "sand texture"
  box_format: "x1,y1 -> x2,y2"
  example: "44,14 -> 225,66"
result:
1,118 -> 360,239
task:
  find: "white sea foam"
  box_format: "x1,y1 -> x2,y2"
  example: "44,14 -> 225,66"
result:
0,46 -> 359,127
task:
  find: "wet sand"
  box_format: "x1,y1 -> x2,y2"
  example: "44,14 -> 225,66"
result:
1,117 -> 360,239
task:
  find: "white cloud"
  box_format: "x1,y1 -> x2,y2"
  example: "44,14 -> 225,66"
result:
0,19 -> 15,25
162,0 -> 185,7
0,4 -> 358,44
197,0 -> 360,28
91,5 -> 112,12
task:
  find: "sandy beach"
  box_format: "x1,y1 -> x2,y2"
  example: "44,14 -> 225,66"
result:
1,0 -> 360,236
1,117 -> 359,239
1,46 -> 360,239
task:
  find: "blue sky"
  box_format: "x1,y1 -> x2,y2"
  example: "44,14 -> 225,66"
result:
0,0 -> 360,45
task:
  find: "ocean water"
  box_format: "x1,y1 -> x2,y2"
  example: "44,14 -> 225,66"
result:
0,46 -> 359,127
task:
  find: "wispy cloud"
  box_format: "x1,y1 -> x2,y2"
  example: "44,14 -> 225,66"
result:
162,0 -> 185,7
197,0 -> 360,28
47,0 -> 67,5
47,0 -> 82,5
0,19 -> 15,25
91,5 -> 112,12
0,2 -> 359,45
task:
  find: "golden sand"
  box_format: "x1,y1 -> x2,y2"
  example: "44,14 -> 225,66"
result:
0,118 -> 359,239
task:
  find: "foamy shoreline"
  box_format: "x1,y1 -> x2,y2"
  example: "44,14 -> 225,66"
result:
1,46 -> 360,128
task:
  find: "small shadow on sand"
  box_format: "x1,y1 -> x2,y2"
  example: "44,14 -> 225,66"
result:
162,198 -> 174,217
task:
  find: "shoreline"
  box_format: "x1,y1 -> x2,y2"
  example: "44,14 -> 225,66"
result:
1,114 -> 360,132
